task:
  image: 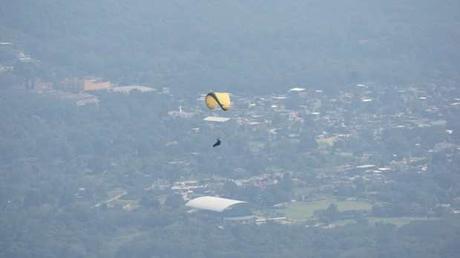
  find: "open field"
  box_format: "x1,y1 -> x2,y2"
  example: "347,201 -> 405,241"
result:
278,199 -> 436,227
368,217 -> 437,227
280,198 -> 373,221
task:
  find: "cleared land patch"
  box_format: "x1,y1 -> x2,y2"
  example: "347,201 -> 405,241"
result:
280,198 -> 372,221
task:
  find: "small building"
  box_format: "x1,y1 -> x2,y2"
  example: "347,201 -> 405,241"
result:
111,85 -> 155,94
203,116 -> 231,122
83,79 -> 112,91
288,87 -> 306,92
33,79 -> 53,91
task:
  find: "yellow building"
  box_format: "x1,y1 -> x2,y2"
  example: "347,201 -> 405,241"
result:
83,79 -> 112,91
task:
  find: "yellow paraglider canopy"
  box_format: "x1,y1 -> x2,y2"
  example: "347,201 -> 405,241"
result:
205,92 -> 231,111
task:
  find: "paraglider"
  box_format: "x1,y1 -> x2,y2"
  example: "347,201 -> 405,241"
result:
205,92 -> 231,111
205,92 -> 231,147
212,138 -> 221,147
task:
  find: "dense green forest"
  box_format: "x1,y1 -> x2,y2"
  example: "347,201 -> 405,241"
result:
1,0 -> 460,94
1,1 -> 460,257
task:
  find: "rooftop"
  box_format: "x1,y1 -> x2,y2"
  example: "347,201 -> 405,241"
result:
186,196 -> 247,212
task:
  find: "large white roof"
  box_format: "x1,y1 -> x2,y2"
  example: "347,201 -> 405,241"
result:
185,196 -> 247,212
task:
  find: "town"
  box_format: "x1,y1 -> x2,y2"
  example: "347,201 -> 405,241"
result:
3,41 -> 457,227
2,1 -> 460,256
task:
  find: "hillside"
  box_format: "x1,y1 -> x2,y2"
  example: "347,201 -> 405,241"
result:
1,1 -> 460,257
1,0 -> 460,94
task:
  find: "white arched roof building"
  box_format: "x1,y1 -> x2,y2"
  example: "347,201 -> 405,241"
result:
185,196 -> 247,212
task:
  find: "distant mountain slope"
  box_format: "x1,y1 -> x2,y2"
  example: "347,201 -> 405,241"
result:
1,0 -> 459,93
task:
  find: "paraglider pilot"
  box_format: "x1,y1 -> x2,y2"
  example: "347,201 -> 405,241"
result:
212,138 -> 221,147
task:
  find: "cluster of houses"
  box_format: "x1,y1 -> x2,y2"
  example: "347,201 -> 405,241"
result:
4,41 -> 459,225
158,82 -> 459,220
61,80 -> 459,224
77,81 -> 460,226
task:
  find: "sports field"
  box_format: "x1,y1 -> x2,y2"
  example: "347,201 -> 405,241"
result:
281,198 -> 372,221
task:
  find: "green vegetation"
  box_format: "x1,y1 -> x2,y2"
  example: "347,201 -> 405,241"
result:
0,82 -> 458,257
369,217 -> 437,227
316,136 -> 338,148
2,0 -> 460,94
1,0 -> 460,257
281,198 -> 373,221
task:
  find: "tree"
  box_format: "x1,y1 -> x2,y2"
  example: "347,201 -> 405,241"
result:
316,203 -> 339,223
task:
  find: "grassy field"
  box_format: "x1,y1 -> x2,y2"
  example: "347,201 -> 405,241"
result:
269,198 -> 436,227
280,198 -> 373,221
368,217 -> 436,227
